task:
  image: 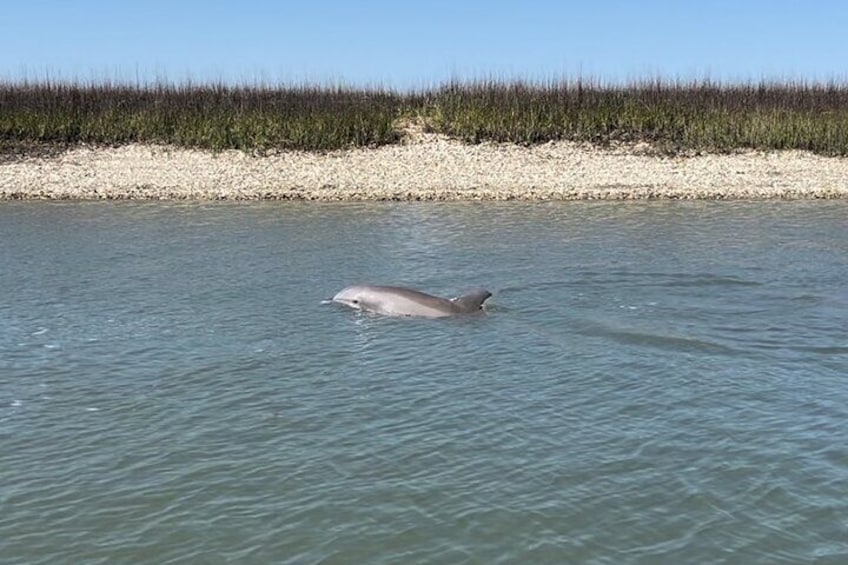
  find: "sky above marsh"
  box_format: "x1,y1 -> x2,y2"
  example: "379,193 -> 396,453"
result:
3,0 -> 847,87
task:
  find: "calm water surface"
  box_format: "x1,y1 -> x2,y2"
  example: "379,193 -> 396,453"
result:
1,201 -> 847,564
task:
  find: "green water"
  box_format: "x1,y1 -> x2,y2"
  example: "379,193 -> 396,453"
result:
1,201 -> 846,563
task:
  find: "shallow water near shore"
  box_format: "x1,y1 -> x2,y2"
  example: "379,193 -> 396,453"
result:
1,200 -> 847,563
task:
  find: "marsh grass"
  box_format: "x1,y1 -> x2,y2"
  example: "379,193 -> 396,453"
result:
425,79 -> 848,155
0,81 -> 406,152
2,78 -> 848,154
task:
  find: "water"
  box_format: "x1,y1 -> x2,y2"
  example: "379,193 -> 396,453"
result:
1,200 -> 847,564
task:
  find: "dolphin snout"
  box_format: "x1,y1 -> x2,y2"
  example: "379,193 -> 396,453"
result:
331,287 -> 361,308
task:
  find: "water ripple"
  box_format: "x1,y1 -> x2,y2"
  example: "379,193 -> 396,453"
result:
2,201 -> 847,563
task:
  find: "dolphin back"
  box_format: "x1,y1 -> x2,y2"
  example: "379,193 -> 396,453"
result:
450,289 -> 492,313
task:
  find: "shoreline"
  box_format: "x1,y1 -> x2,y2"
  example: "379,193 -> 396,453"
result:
2,132 -> 848,200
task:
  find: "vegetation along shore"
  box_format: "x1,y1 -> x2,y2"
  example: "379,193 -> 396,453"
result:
2,79 -> 848,200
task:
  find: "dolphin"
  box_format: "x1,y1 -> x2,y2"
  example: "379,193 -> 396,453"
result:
332,285 -> 492,318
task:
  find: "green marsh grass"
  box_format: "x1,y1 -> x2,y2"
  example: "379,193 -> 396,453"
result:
2,79 -> 848,154
425,79 -> 848,154
0,81 -> 406,152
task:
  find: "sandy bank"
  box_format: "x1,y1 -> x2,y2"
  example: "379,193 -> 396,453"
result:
2,132 -> 847,200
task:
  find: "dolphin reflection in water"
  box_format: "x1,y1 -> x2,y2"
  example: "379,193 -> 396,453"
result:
332,285 -> 492,318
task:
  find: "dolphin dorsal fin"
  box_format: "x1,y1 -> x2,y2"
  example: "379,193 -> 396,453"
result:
450,289 -> 492,313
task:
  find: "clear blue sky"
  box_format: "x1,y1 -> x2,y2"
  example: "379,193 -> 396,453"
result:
2,0 -> 846,88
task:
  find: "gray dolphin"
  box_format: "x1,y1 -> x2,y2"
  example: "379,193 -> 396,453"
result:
332,285 -> 492,318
